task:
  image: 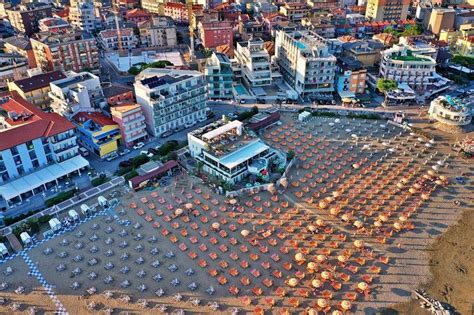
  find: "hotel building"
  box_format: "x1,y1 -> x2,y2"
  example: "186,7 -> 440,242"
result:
275,29 -> 336,99
235,38 -> 273,88
0,91 -> 88,209
110,103 -> 148,148
134,68 -> 207,137
205,52 -> 233,100
365,0 -> 409,22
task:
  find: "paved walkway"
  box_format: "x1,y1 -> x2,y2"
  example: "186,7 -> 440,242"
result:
0,177 -> 125,236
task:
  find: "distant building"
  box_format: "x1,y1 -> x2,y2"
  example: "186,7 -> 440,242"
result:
134,68 -> 207,137
98,28 -> 138,51
110,103 -> 148,148
49,71 -> 105,116
138,16 -> 177,48
0,91 -> 87,209
7,70 -> 66,110
103,84 -> 134,106
205,52 -> 233,99
365,0 -> 409,22
68,0 -> 100,32
427,8 -> 455,35
30,29 -> 99,73
0,54 -> 29,88
279,3 -> 308,22
429,96 -> 472,126
38,17 -> 70,32
71,111 -> 122,159
342,39 -> 384,67
275,29 -> 337,99
2,36 -> 37,68
125,8 -> 151,25
6,3 -> 52,36
199,20 -> 233,49
116,0 -> 140,9
188,119 -> 282,184
163,2 -> 203,22
235,38 -> 273,88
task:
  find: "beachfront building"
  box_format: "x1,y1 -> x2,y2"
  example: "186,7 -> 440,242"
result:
49,71 -> 105,116
110,103 -> 148,148
204,52 -> 233,100
71,112 -> 121,159
0,91 -> 88,210
235,38 -> 272,88
379,45 -> 437,93
336,57 -> 367,99
30,29 -> 99,73
275,29 -> 336,99
7,70 -> 66,110
188,119 -> 282,184
429,96 -> 472,126
134,68 -> 207,137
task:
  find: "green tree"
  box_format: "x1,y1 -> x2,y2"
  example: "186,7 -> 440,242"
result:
377,79 -> 398,93
401,24 -> 423,37
287,150 -> 295,161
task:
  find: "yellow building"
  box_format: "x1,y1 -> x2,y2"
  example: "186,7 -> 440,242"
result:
439,24 -> 474,56
7,71 -> 65,110
365,0 -> 409,22
71,111 -> 122,159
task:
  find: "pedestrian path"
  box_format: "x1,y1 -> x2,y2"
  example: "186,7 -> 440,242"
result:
21,252 -> 68,314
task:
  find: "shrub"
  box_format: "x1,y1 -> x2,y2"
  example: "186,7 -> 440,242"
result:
4,210 -> 38,226
45,189 -> 77,208
91,174 -> 108,187
157,140 -> 178,156
116,166 -> 133,176
124,170 -> 138,181
131,154 -> 150,168
237,106 -> 259,121
38,215 -> 53,224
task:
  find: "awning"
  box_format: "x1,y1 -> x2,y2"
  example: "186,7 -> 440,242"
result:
0,155 -> 89,201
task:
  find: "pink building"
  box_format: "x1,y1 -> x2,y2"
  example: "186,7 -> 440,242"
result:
199,21 -> 233,49
110,103 -> 148,148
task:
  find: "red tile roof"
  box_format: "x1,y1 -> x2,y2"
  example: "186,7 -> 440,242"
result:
0,91 -> 75,151
125,8 -> 151,18
129,160 -> 179,189
72,111 -> 116,127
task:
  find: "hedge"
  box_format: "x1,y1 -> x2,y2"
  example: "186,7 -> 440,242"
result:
131,154 -> 150,168
116,166 -> 133,176
91,174 -> 108,187
45,188 -> 77,208
38,214 -> 53,224
237,106 -> 258,121
124,170 -> 138,181
4,210 -> 38,226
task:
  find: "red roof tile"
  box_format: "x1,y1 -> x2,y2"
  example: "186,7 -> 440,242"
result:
72,111 -> 116,127
0,91 -> 75,151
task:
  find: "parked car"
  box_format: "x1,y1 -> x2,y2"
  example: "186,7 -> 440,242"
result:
160,130 -> 173,138
119,160 -> 132,168
105,153 -> 118,161
173,126 -> 184,133
133,142 -> 145,150
119,149 -> 130,156
184,121 -> 195,128
148,148 -> 158,155
79,147 -> 89,157
140,150 -> 153,158
227,112 -> 238,119
198,116 -> 207,122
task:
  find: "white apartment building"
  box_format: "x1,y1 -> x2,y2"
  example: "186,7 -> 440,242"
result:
0,91 -> 88,211
188,120 -> 282,184
379,45 -> 437,93
135,68 -> 207,137
138,16 -> 177,48
275,29 -> 336,100
49,71 -> 106,116
98,28 -> 138,51
235,38 -> 272,88
69,0 -> 100,32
